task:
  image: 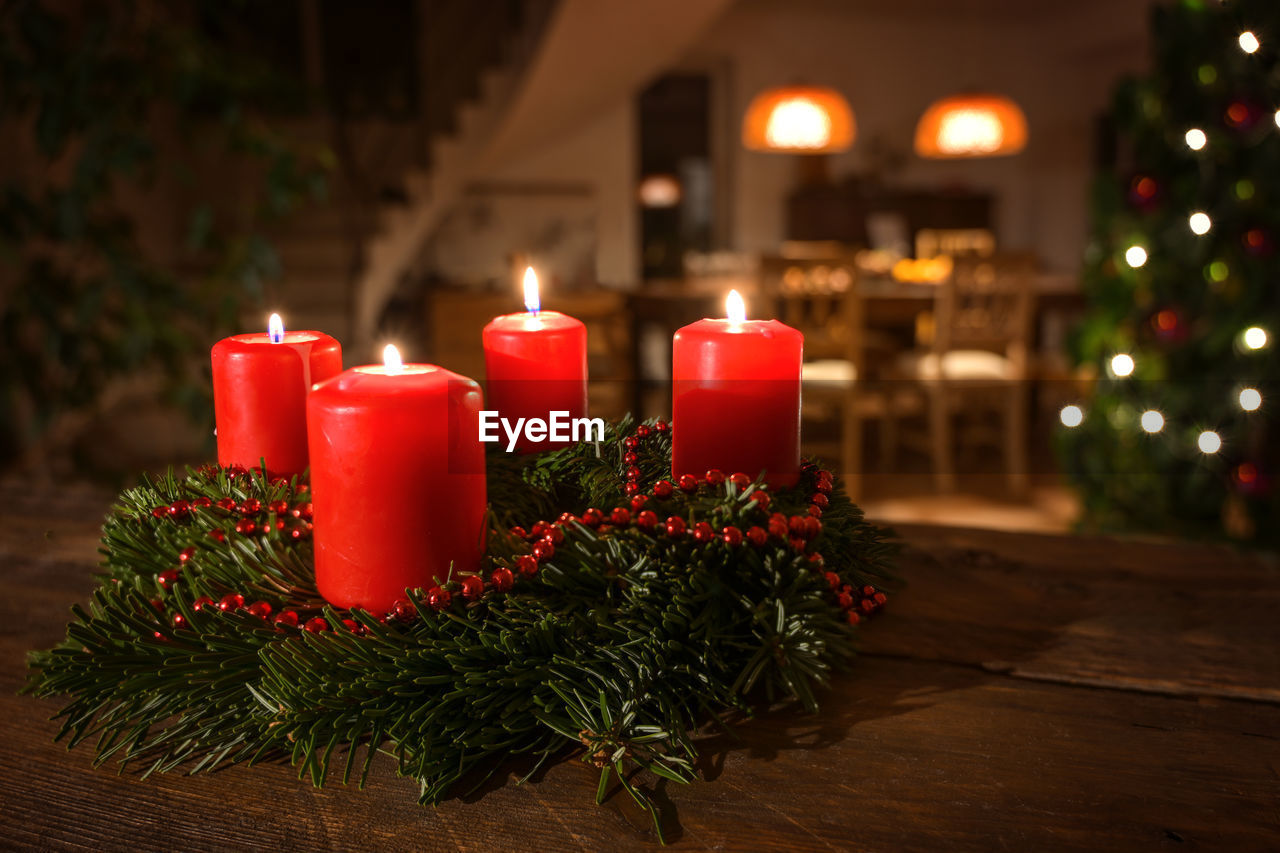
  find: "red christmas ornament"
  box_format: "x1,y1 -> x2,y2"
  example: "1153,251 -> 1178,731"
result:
191,496 -> 212,509
516,554 -> 539,577
303,616 -> 329,633
677,474 -> 698,493
341,618 -> 361,633
626,465 -> 642,481
637,510 -> 659,530
623,452 -> 638,465
788,516 -> 808,537
767,514 -> 789,539
157,569 -> 180,588
654,420 -> 669,432
636,424 -> 652,439
219,593 -> 245,612
509,525 -> 528,540
652,480 -> 675,499
530,521 -> 549,539
623,437 -> 639,451
750,491 -> 771,511
427,586 -> 452,611
807,504 -> 823,518
581,508 -> 604,527
268,500 -> 290,516
215,497 -> 236,511
692,522 -> 714,543
460,575 -> 485,601
274,610 -> 299,628
151,506 -> 168,519
610,507 -> 631,526
544,526 -> 565,546
532,540 -> 555,561
624,483 -> 641,497
208,528 -> 226,542
729,472 -> 751,489
233,519 -> 256,535
238,499 -> 262,515
391,598 -> 417,623
811,493 -> 829,509
168,500 -> 191,520
490,567 -> 515,592
629,495 -> 649,512
291,502 -> 313,519
722,526 -> 743,547
705,469 -> 726,487
746,526 -> 768,546
246,600 -> 273,619
665,516 -> 687,538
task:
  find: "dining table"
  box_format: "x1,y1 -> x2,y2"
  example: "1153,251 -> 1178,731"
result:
2,482 -> 1276,850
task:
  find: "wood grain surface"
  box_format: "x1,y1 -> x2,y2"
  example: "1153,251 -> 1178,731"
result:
1,485 -> 1277,851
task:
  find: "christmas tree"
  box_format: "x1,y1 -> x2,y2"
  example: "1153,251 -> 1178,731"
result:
1061,0 -> 1279,544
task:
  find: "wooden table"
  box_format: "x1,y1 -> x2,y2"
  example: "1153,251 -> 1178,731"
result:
3,486 -> 1277,851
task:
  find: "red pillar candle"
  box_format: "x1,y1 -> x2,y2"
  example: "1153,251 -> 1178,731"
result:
211,313 -> 342,477
481,267 -> 588,452
672,290 -> 803,487
307,345 -> 487,613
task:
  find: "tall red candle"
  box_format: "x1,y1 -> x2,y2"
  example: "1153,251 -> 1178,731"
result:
672,291 -> 803,487
211,314 -> 342,477
307,346 -> 487,613
481,268 -> 587,452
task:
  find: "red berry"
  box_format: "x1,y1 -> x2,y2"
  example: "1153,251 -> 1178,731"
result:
804,517 -> 823,539
693,522 -> 714,543
624,483 -> 640,497
509,526 -> 528,540
637,510 -> 659,530
157,569 -> 180,588
705,469 -> 726,486
873,592 -> 887,605
191,496 -> 212,509
296,483 -> 309,494
533,540 -> 555,561
838,592 -> 854,609
268,500 -> 290,515
149,598 -> 164,612
722,526 -> 743,547
636,425 -> 652,438
808,504 -> 823,518
746,526 -> 768,546
860,599 -> 876,613
626,466 -> 642,481
655,420 -> 669,432
808,553 -> 824,567
178,547 -> 196,563
624,452 -> 638,465
216,497 -> 236,511
238,499 -> 261,515
247,600 -> 273,619
341,618 -> 361,633
768,514 -> 789,538
751,491 -> 772,511
530,521 -> 549,539
811,493 -> 830,509
193,596 -> 215,612
630,495 -> 648,512
610,507 -> 631,526
171,612 -> 186,629
582,508 -> 604,527
151,506 -> 169,519
427,586 -> 452,610
623,436 -> 639,450
862,585 -> 876,597
815,477 -> 833,495
168,500 -> 191,519
677,474 -> 698,493
665,516 -> 687,537
544,526 -> 565,545
274,610 -> 299,628
789,536 -> 807,552
516,554 -> 539,577
291,502 -> 313,519
729,472 -> 751,488
846,611 -> 861,626
209,528 -> 226,542
653,480 -> 674,499
490,567 -> 515,592
788,516 -> 807,536
391,599 -> 416,623
303,617 -> 329,633
460,575 -> 485,601
825,571 -> 841,590
219,593 -> 245,612
234,519 -> 256,534
225,465 -> 248,479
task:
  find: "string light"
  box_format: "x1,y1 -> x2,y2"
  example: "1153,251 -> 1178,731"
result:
1239,388 -> 1262,411
1197,430 -> 1222,454
1140,410 -> 1164,433
1110,353 -> 1135,377
1125,246 -> 1148,267
1239,31 -> 1260,54
1274,109 -> 1280,129
1184,128 -> 1206,150
1188,212 -> 1212,235
1243,326 -> 1268,350
1059,405 -> 1084,428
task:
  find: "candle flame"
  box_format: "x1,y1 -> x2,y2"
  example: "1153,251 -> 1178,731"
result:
726,290 -> 746,324
268,313 -> 285,343
383,344 -> 404,375
523,266 -> 540,314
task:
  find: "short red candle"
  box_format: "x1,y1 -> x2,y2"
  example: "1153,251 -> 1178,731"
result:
672,292 -> 803,487
481,268 -> 587,452
307,352 -> 487,613
211,319 -> 342,477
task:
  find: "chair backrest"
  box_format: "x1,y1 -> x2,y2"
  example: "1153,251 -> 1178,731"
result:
933,253 -> 1035,366
758,254 -> 865,372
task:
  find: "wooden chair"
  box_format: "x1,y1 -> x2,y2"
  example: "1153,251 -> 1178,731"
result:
758,254 -> 893,500
894,253 -> 1035,494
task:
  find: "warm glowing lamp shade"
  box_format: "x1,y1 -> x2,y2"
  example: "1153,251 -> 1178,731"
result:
742,86 -> 855,153
914,94 -> 1028,158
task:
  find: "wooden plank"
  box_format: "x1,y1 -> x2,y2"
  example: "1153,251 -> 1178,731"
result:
860,525 -> 1280,703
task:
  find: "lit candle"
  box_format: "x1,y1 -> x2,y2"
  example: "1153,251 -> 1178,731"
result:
481,267 -> 588,452
307,345 -> 487,612
672,290 -> 803,486
210,313 -> 342,477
